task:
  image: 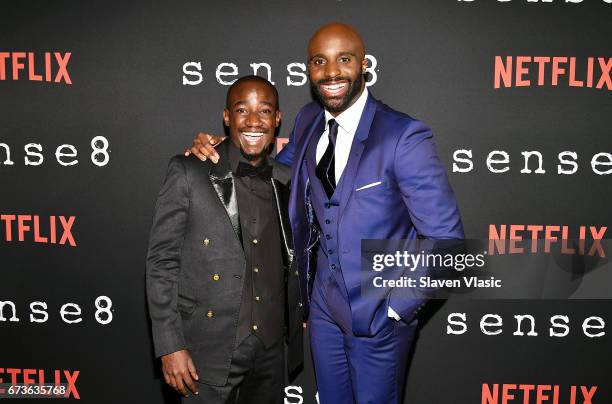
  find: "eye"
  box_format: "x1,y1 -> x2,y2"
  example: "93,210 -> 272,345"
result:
235,107 -> 247,113
312,58 -> 326,66
260,109 -> 272,115
339,56 -> 351,63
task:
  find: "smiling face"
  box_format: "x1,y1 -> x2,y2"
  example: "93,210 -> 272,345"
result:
307,23 -> 368,115
223,79 -> 281,166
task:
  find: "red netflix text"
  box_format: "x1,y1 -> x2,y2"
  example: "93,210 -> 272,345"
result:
482,384 -> 597,404
494,56 -> 611,90
0,214 -> 76,247
0,367 -> 80,399
0,52 -> 71,84
488,225 -> 606,257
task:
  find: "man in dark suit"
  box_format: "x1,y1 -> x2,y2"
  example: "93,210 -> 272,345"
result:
186,23 -> 463,404
146,75 -> 302,404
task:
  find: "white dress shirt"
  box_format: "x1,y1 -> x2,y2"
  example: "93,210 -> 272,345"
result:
315,87 -> 369,181
315,88 -> 402,322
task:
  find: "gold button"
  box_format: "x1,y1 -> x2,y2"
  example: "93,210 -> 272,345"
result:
206,310 -> 214,318
253,267 -> 259,273
212,274 -> 220,281
252,239 -> 258,245
294,270 -> 298,276
203,238 -> 210,246
255,296 -> 260,301
252,325 -> 258,330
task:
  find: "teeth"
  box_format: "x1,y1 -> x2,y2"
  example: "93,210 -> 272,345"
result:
242,132 -> 264,138
322,82 -> 346,91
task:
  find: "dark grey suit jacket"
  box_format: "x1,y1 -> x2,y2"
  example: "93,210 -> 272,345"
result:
146,141 -> 303,386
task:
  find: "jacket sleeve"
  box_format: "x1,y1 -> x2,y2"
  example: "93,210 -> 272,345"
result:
275,136 -> 295,166
393,120 -> 464,240
146,156 -> 190,358
389,120 -> 465,321
275,106 -> 307,167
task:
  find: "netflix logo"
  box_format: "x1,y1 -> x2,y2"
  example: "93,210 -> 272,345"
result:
494,56 -> 611,90
482,384 -> 597,404
0,52 -> 71,84
0,367 -> 80,399
0,214 -> 76,247
488,224 -> 606,257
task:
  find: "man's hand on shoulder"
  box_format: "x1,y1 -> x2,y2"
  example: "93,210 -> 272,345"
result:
161,349 -> 199,397
184,132 -> 226,164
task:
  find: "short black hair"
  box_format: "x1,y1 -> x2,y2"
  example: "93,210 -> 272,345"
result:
225,75 -> 279,109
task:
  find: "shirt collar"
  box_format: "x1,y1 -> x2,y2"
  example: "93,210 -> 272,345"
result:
324,87 -> 369,133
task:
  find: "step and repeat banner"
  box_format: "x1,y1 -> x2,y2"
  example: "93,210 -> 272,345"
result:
1,1 -> 611,403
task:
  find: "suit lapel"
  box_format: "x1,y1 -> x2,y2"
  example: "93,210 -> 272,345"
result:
270,158 -> 294,269
295,110 -> 325,176
338,93 -> 378,217
209,142 -> 242,244
271,178 -> 294,269
289,108 -> 324,237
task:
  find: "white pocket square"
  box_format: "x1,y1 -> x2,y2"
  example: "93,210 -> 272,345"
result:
355,181 -> 382,191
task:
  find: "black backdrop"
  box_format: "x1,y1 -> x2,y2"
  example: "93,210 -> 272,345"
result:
1,1 -> 611,403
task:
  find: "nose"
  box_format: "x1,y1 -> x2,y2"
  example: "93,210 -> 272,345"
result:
245,111 -> 263,128
324,60 -> 340,79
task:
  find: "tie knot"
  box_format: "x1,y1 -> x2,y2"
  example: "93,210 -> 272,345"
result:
327,119 -> 339,145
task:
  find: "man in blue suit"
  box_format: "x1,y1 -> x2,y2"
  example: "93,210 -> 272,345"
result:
187,22 -> 463,404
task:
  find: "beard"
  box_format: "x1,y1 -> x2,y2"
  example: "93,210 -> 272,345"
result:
311,73 -> 364,114
239,144 -> 271,164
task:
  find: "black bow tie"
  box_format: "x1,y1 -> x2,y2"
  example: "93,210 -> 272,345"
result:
236,161 -> 273,180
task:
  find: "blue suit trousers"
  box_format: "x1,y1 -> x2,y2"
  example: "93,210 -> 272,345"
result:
309,267 -> 418,404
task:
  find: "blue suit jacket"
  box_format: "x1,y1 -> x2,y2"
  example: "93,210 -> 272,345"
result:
277,93 -> 464,335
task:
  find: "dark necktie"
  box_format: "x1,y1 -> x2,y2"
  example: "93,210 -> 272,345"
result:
316,119 -> 339,198
236,161 -> 273,180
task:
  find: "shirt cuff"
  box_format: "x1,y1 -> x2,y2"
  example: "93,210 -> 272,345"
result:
388,306 -> 401,321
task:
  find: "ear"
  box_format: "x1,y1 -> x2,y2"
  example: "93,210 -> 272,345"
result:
361,57 -> 368,74
275,110 -> 281,128
223,109 -> 230,126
